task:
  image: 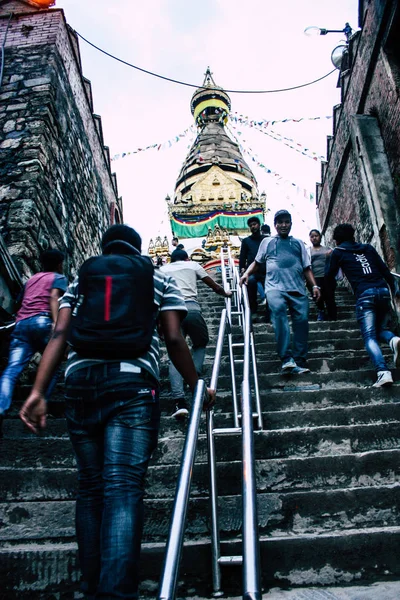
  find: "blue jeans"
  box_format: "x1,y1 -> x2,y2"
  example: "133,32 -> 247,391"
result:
0,314 -> 58,415
267,290 -> 309,366
64,363 -> 160,600
169,302 -> 209,400
356,287 -> 396,373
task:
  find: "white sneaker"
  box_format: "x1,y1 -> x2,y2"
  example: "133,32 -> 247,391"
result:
281,358 -> 297,373
372,370 -> 393,388
259,298 -> 267,306
390,336 -> 400,369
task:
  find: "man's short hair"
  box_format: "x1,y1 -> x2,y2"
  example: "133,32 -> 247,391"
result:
170,249 -> 188,263
40,249 -> 64,272
333,223 -> 355,245
247,216 -> 260,227
172,237 -> 179,243
274,210 -> 292,224
101,224 -> 142,255
261,224 -> 271,235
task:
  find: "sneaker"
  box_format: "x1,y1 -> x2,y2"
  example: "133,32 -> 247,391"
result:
259,298 -> 267,306
172,399 -> 189,419
292,366 -> 311,375
281,358 -> 297,373
390,336 -> 400,369
372,371 -> 393,388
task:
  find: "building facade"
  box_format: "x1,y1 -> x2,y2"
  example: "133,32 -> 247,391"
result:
0,0 -> 122,296
317,0 -> 400,272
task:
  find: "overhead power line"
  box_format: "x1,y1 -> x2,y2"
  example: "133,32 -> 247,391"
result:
75,30 -> 336,95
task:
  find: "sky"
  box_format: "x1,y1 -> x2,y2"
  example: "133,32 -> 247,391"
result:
55,0 -> 359,250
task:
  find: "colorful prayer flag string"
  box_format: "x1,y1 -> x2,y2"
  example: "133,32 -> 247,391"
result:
226,125 -> 315,203
111,125 -> 196,161
229,119 -> 326,162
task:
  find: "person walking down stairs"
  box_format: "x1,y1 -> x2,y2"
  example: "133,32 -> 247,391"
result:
240,209 -> 321,375
160,249 -> 231,419
308,228 -> 337,322
326,223 -> 400,388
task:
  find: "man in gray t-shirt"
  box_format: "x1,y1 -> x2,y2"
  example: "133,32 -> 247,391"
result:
240,210 -> 320,374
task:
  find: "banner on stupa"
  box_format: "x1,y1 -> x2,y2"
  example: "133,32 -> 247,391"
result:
170,209 -> 264,238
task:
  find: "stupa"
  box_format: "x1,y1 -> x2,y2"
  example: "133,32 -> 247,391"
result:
148,68 -> 266,264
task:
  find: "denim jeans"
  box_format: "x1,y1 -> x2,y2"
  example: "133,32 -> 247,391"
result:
267,290 -> 309,365
169,301 -> 209,400
314,276 -> 337,321
0,314 -> 57,414
64,363 -> 160,600
247,274 -> 265,313
356,287 -> 395,373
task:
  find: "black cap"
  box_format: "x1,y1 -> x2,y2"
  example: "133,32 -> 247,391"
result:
274,209 -> 292,224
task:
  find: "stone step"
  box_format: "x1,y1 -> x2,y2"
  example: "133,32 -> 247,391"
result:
3,422 -> 400,469
2,448 -> 399,501
2,483 -> 399,544
6,378 -> 400,423
217,368 -> 400,392
4,397 -> 400,439
2,528 -> 400,597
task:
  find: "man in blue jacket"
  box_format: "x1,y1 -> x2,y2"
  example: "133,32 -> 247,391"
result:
326,223 -> 400,388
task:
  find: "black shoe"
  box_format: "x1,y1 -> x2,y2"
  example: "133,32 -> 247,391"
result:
172,399 -> 189,420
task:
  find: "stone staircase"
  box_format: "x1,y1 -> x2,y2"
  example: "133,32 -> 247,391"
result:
1,282 -> 400,598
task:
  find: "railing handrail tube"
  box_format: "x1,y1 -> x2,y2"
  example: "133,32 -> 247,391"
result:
241,285 -> 262,599
157,379 -> 206,600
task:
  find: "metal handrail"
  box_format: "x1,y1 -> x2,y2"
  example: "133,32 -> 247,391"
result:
158,379 -> 207,600
208,247 -> 262,598
241,283 -> 262,599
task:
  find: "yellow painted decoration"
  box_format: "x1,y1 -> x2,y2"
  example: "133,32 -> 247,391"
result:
193,99 -> 229,122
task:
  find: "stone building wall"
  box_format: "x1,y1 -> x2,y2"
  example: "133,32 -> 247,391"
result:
0,4 -> 122,281
317,0 -> 400,270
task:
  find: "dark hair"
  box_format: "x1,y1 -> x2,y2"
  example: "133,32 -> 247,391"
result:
274,209 -> 292,224
261,224 -> 271,235
101,224 -> 142,255
171,249 -> 188,262
333,223 -> 355,245
40,249 -> 64,271
247,216 -> 260,227
309,229 -> 321,236
176,243 -> 184,250
172,237 -> 179,242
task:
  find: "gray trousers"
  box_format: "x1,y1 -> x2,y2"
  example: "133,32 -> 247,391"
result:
169,301 -> 209,400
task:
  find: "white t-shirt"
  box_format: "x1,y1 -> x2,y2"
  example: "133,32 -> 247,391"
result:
160,260 -> 208,302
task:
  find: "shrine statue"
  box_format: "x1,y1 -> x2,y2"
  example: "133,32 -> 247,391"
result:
162,236 -> 169,248
214,224 -> 222,242
222,227 -> 229,242
154,236 -> 163,250
206,227 -> 214,243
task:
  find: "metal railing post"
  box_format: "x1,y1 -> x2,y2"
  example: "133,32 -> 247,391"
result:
158,380 -> 206,600
208,309 -> 227,597
241,287 -> 262,599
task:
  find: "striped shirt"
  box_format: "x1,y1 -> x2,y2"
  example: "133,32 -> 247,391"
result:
59,269 -> 187,381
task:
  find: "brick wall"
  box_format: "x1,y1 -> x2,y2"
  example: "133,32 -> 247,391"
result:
0,6 -> 122,281
318,0 -> 400,269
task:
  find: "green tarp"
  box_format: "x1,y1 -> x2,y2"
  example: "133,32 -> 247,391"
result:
171,211 -> 263,238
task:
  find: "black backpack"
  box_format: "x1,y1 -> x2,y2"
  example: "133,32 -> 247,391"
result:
69,253 -> 156,359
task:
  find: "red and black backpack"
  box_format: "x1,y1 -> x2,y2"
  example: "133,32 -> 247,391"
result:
69,253 -> 156,359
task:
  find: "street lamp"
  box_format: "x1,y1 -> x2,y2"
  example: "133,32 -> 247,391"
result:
304,22 -> 353,42
304,22 -> 353,70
